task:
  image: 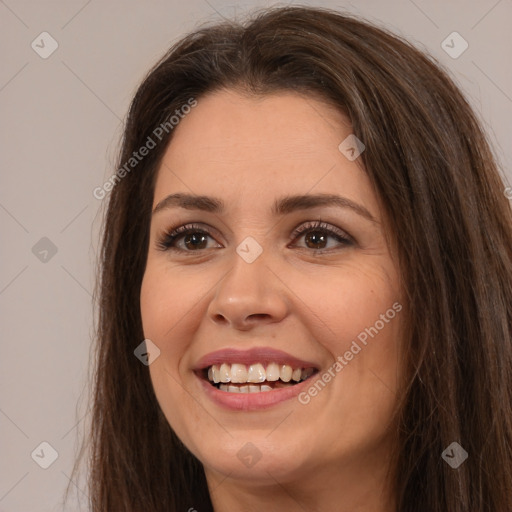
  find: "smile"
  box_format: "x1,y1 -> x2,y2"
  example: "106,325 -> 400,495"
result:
194,347 -> 320,409
206,363 -> 316,393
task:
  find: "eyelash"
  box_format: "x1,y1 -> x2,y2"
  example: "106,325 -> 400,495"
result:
156,220 -> 354,254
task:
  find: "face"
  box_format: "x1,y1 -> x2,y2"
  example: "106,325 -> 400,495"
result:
140,89 -> 403,489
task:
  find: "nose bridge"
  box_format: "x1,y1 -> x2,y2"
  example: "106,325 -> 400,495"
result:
206,236 -> 288,328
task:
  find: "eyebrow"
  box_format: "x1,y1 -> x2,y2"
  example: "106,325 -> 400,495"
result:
152,192 -> 377,223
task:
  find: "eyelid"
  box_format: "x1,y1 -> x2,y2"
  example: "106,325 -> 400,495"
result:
290,220 -> 354,245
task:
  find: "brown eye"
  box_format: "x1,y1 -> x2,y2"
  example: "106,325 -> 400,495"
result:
291,221 -> 354,252
156,223 -> 221,252
303,231 -> 329,250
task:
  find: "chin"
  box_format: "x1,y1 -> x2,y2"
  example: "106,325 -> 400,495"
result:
194,435 -> 315,484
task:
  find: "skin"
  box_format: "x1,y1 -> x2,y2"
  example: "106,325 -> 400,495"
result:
140,89 -> 403,512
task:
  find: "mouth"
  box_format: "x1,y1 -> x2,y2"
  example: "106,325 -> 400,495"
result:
193,347 -> 320,409
201,362 -> 317,393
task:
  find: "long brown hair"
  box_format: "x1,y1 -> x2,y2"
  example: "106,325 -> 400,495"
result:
73,6 -> 512,511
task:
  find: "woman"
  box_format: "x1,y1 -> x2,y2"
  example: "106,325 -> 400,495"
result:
78,6 -> 512,511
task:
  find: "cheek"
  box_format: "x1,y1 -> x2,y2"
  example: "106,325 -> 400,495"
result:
140,259 -> 202,347
140,265 -> 191,401
286,259 -> 400,345
289,260 -> 402,412
140,266 -> 201,435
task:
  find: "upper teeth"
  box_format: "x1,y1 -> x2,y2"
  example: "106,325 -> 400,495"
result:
207,363 -> 314,384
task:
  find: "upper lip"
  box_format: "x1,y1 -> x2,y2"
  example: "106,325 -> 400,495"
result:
194,347 -> 319,371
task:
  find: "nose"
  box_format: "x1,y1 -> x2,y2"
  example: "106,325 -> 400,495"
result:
206,247 -> 290,331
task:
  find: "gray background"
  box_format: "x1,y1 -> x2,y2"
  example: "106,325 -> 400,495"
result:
1,0 -> 511,510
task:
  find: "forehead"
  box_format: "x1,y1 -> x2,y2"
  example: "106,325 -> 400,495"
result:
152,89 -> 373,214
163,89 -> 351,159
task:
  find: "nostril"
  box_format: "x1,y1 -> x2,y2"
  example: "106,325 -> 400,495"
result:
248,314 -> 271,320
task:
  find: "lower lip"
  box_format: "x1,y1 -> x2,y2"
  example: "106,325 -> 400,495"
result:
196,373 -> 315,411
